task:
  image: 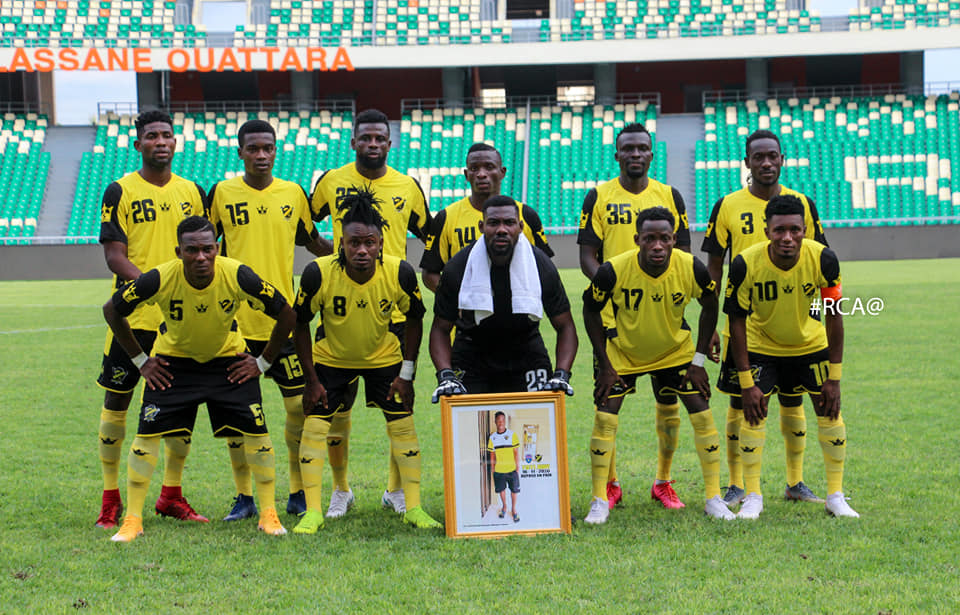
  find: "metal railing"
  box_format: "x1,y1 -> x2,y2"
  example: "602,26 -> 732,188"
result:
96,99 -> 355,117
400,92 -> 660,114
703,82 -> 960,106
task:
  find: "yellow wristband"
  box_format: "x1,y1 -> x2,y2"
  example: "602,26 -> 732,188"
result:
738,370 -> 755,389
828,363 -> 842,381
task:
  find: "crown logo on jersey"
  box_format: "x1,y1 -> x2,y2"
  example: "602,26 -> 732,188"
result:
260,281 -> 275,298
671,292 -> 685,305
122,282 -> 139,303
802,283 -> 816,297
783,285 -> 794,294
652,293 -> 663,302
101,203 -> 112,222
379,298 -> 393,315
281,204 -> 293,219
393,196 -> 406,212
356,299 -> 368,308
160,202 -> 171,211
257,205 -> 268,214
219,299 -> 235,313
195,304 -> 208,313
579,210 -> 590,230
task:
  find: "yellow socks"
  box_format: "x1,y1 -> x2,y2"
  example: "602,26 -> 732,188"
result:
326,410 -> 351,492
780,403 -> 807,487
689,409 -> 722,499
726,405 -> 744,488
283,395 -> 305,493
225,437 -> 252,496
162,434 -> 191,488
655,402 -> 681,481
245,434 -> 277,513
300,416 -> 330,512
386,416 -> 422,509
98,408 -> 126,490
817,415 -> 846,494
126,436 -> 160,518
386,441 -> 402,493
589,411 -> 618,499
740,418 -> 767,495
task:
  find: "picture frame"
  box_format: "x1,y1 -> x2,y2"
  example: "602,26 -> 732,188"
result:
439,391 -> 572,539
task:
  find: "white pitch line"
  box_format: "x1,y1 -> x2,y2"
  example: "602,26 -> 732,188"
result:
0,324 -> 102,335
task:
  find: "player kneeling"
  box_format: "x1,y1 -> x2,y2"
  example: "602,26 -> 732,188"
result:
583,207 -> 734,523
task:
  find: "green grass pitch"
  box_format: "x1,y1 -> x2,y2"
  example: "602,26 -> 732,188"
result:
1,260 -> 959,613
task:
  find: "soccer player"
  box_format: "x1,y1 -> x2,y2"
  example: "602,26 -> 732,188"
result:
104,216 -> 297,542
291,188 -> 441,533
722,195 -> 858,519
429,195 -> 577,399
420,142 -> 553,292
702,129 -> 829,508
206,119 -> 332,521
577,122 -> 691,511
487,411 -> 521,522
583,207 -> 733,524
95,110 -> 206,528
310,108 -> 432,518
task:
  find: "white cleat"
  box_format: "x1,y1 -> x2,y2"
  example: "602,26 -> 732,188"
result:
584,496 -> 610,525
705,495 -> 736,520
381,489 -> 406,514
825,492 -> 860,518
325,488 -> 355,519
737,492 -> 764,520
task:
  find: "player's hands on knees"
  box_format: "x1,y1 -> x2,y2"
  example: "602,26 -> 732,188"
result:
708,331 -> 722,363
140,356 -> 173,391
540,369 -> 574,396
303,380 -> 328,413
593,366 -> 623,408
682,364 -> 711,399
819,380 -> 841,420
227,353 -> 262,384
431,368 -> 466,403
741,386 -> 768,426
388,376 -> 415,412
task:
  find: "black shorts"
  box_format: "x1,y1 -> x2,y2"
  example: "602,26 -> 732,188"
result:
717,347 -> 831,397
494,470 -> 520,494
137,356 -> 268,438
245,338 -> 304,393
306,362 -> 407,420
97,329 -> 158,393
607,363 -> 700,400
452,336 -> 553,394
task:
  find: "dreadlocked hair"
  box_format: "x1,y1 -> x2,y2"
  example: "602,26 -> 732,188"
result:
336,185 -> 389,266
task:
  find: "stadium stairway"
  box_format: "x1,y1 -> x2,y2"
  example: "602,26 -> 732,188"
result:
39,126 -> 94,237
656,113 -> 701,227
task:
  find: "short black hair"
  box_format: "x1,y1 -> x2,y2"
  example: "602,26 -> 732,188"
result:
135,110 -> 173,138
745,129 -> 781,157
481,194 -> 518,215
238,119 -> 276,147
765,194 -> 804,220
635,206 -> 675,232
467,142 -> 501,162
354,108 -> 390,136
615,122 -> 650,147
494,411 -> 505,420
177,215 -> 216,242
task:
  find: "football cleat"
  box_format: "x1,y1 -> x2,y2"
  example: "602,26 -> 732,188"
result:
704,495 -> 737,520
606,480 -> 623,510
110,515 -> 144,543
222,494 -> 257,522
722,484 -> 746,509
785,481 -> 825,504
403,506 -> 441,529
737,492 -> 764,519
651,480 -> 686,509
325,488 -> 355,519
257,508 -> 287,536
286,490 -> 306,516
155,491 -> 209,523
584,496 -> 610,525
381,489 -> 406,514
292,509 -> 325,534
96,489 -> 123,529
825,492 -> 860,518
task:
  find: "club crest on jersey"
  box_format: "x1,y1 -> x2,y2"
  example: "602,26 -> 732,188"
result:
705,279 -> 717,293
725,283 -> 734,298
802,283 -> 816,297
379,298 -> 393,315
111,366 -> 128,384
143,404 -> 160,422
392,196 -> 406,212
281,204 -> 293,219
295,287 -> 308,307
671,291 -> 685,305
179,201 -> 192,215
219,299 -> 235,313
195,303 -> 208,313
704,221 -> 714,237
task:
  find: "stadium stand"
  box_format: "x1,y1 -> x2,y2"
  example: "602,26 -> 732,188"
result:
695,92 -> 960,227
0,113 -> 50,245
849,0 -> 960,31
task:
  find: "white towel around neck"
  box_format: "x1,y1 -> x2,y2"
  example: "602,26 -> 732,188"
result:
458,234 -> 542,323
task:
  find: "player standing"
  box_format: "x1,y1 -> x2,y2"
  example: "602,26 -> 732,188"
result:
487,411 -> 521,523
577,122 -> 691,511
95,110 -> 207,528
206,119 -> 331,521
310,108 -> 432,518
702,129 -> 829,508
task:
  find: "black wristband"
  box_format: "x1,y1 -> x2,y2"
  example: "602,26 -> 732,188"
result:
437,368 -> 457,383
553,369 -> 571,382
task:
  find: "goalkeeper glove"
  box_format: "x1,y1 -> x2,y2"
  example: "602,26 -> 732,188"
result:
431,368 -> 467,403
540,369 -> 574,396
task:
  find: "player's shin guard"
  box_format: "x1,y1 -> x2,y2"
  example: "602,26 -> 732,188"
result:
99,408 -> 126,490
590,411 -> 618,499
225,437 -> 252,496
326,410 -> 351,492
740,419 -> 766,495
726,406 -> 744,488
300,416 -> 330,512
386,416 -> 422,510
127,436 -> 161,518
282,395 -> 305,493
162,435 -> 191,488
817,415 -> 846,494
780,403 -> 807,486
655,402 -> 681,481
689,409 -> 722,499
245,434 -> 277,513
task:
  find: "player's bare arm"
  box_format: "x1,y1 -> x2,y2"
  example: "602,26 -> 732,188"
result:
819,310 -> 844,420
304,234 -> 334,257
579,243 -> 602,280
428,315 -> 455,371
103,241 -> 142,282
294,320 -> 327,412
102,299 -> 172,391
583,302 -> 621,407
422,271 -> 440,293
729,314 -> 767,425
388,313 -> 423,412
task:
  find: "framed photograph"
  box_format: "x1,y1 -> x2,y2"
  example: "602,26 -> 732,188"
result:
439,391 -> 572,538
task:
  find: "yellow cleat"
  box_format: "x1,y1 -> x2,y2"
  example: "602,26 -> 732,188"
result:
292,509 -> 325,535
257,507 -> 287,536
402,506 -> 441,529
110,515 -> 144,543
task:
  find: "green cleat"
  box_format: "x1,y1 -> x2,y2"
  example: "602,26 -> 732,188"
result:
292,509 -> 325,534
402,506 -> 441,529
